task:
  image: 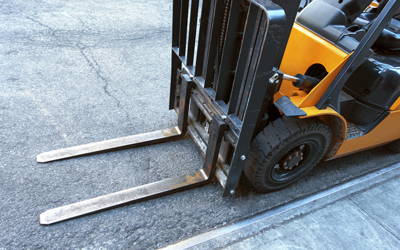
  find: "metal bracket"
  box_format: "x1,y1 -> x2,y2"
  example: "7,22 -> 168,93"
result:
274,96 -> 307,117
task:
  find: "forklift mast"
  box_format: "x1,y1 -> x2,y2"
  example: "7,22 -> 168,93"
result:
169,0 -> 301,196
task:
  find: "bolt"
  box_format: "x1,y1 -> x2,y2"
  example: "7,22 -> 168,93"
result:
241,155 -> 246,160
269,73 -> 279,84
230,190 -> 235,195
348,65 -> 356,73
221,115 -> 228,120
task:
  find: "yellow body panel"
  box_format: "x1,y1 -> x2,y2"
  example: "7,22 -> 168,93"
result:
298,57 -> 349,108
277,22 -> 400,160
370,1 -> 379,8
333,110 -> 400,158
390,97 -> 400,111
276,23 -> 349,104
300,106 -> 344,121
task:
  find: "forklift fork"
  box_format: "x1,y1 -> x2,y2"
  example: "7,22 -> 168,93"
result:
38,0 -> 300,225
37,75 -> 195,164
39,78 -> 228,225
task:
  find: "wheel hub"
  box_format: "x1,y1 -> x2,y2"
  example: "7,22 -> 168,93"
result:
281,145 -> 305,170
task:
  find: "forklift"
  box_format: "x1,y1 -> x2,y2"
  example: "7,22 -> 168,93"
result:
38,0 -> 400,224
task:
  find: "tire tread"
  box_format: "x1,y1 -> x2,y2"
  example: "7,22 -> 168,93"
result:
244,117 -> 332,192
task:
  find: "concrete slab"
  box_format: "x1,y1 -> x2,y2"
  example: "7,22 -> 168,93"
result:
224,199 -> 400,250
350,178 -> 400,238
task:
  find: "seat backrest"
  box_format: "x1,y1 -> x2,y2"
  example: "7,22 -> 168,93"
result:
323,0 -> 371,25
344,55 -> 400,110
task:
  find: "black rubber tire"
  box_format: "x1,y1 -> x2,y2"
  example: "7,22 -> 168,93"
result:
386,139 -> 400,153
244,116 -> 332,192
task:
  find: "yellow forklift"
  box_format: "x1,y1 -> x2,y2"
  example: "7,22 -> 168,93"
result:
38,0 -> 400,224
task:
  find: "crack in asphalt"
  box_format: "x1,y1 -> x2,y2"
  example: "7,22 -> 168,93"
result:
78,17 -> 94,32
25,16 -> 56,34
25,15 -> 131,122
10,16 -> 170,51
76,43 -> 131,122
25,15 -> 69,47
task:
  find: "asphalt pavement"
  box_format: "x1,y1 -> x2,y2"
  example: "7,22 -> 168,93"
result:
1,0 -> 400,249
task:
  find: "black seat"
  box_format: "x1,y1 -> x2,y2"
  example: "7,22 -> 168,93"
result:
356,12 -> 400,50
341,53 -> 400,124
369,0 -> 400,50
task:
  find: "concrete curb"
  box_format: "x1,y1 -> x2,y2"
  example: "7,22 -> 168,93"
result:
164,161 -> 400,250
